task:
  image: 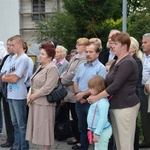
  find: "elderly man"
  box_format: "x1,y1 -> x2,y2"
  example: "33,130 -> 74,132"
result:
54,45 -> 69,75
140,33 -> 150,148
99,29 -> 120,65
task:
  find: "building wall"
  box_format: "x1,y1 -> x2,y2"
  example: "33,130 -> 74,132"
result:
0,0 -> 20,45
20,0 -> 63,44
19,0 -> 63,57
0,0 -> 62,56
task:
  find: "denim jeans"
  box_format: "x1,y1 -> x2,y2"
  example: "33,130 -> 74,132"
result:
66,102 -> 80,143
8,99 -> 29,150
75,101 -> 90,150
0,96 -> 3,132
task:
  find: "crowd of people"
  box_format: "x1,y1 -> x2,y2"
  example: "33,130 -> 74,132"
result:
0,30 -> 150,150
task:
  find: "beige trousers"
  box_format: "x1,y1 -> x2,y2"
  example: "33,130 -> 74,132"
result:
110,103 -> 140,150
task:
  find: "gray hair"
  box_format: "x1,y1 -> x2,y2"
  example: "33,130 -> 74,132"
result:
56,45 -> 68,57
110,29 -> 120,33
143,33 -> 150,38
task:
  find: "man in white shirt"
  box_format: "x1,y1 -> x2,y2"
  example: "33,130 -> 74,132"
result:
140,33 -> 150,148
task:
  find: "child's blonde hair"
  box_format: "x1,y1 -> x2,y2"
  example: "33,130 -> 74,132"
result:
88,75 -> 106,95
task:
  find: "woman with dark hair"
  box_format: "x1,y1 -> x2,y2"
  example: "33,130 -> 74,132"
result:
26,43 -> 59,150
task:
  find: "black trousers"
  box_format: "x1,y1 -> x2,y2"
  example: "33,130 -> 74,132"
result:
140,88 -> 150,145
134,123 -> 139,150
66,102 -> 80,143
1,94 -> 14,144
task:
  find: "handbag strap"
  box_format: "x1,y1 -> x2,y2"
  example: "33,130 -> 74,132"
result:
90,96 -> 111,128
58,78 -> 63,86
90,102 -> 98,128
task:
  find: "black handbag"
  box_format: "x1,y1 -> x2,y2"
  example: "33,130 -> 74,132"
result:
55,120 -> 73,141
47,79 -> 67,103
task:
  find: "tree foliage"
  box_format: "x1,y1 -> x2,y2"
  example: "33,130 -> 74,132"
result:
62,0 -> 122,37
35,12 -> 78,50
35,0 -> 122,51
35,0 -> 150,52
127,0 -> 145,14
127,12 -> 150,45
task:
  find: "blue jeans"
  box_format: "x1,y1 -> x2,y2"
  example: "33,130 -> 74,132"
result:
8,99 -> 29,150
75,101 -> 90,150
0,96 -> 3,132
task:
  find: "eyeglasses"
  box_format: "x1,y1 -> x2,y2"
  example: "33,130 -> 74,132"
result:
76,44 -> 84,47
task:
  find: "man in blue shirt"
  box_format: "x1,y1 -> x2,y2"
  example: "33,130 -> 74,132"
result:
73,43 -> 106,150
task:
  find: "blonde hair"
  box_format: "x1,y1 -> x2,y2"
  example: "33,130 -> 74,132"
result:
76,38 -> 89,46
130,37 -> 143,63
89,38 -> 102,50
88,75 -> 106,95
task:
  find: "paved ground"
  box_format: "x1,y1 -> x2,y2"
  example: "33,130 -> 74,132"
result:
0,111 -> 150,150
1,133 -> 150,150
0,111 -> 93,150
0,129 -> 94,150
0,134 -> 94,150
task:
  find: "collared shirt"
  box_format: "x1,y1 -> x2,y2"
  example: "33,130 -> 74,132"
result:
56,58 -> 66,66
73,59 -> 106,92
142,53 -> 150,85
108,49 -> 115,61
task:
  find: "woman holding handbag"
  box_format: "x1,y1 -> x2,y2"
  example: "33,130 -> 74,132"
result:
87,75 -> 112,150
26,43 -> 59,150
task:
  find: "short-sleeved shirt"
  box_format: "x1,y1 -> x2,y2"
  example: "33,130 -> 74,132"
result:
7,53 -> 29,100
24,56 -> 34,88
73,59 -> 106,92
